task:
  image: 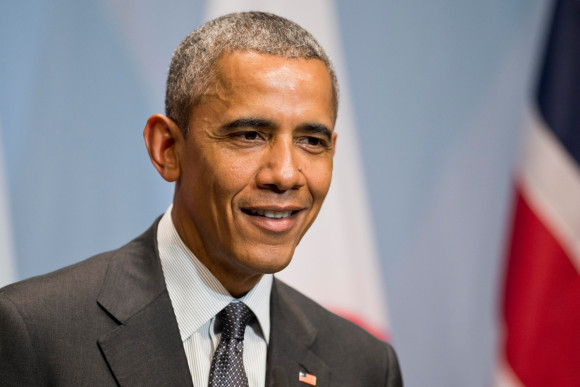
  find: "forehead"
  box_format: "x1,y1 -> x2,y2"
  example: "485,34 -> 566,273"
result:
207,51 -> 336,116
216,51 -> 329,80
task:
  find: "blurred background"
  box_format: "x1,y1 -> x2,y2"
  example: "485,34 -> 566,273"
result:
0,1 -> 555,386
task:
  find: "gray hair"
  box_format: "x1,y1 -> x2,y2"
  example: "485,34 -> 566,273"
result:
165,11 -> 339,136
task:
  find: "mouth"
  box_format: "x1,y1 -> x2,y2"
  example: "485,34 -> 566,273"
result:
240,205 -> 306,233
242,208 -> 300,219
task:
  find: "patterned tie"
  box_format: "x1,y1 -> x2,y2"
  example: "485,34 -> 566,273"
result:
208,302 -> 254,387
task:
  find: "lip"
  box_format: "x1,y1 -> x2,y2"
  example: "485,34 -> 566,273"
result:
240,205 -> 306,233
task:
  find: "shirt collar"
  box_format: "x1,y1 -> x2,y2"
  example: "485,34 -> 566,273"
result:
157,205 -> 272,343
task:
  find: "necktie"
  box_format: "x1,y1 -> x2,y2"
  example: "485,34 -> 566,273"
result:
208,302 -> 254,387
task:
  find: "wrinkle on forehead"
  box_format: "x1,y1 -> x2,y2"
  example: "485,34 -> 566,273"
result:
216,51 -> 330,99
190,51 -> 335,127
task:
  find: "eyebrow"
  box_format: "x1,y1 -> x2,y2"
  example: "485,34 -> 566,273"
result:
222,118 -> 273,129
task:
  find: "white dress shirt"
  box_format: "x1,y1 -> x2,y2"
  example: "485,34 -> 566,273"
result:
157,206 -> 273,387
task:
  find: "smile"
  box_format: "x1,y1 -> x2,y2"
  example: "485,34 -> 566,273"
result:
243,209 -> 296,219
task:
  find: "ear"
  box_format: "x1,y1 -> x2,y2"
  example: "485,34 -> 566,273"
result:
143,114 -> 183,182
331,132 -> 338,156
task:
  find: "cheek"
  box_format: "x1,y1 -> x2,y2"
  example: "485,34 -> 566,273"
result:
205,152 -> 258,195
307,159 -> 334,200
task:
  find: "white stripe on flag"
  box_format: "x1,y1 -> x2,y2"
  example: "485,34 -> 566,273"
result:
0,118 -> 17,287
204,0 -> 389,337
520,107 -> 580,273
495,357 -> 524,387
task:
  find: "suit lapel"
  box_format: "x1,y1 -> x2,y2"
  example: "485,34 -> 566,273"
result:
96,221 -> 193,387
266,279 -> 331,387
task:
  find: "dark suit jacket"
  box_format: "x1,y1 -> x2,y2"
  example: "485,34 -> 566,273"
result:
0,221 -> 402,386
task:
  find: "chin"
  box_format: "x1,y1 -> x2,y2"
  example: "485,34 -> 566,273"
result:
239,246 -> 295,275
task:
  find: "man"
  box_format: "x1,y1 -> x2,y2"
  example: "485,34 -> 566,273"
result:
0,12 -> 402,387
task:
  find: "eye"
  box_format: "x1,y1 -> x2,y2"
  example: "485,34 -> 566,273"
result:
230,131 -> 263,142
241,131 -> 260,141
228,131 -> 266,147
304,137 -> 323,146
297,136 -> 329,151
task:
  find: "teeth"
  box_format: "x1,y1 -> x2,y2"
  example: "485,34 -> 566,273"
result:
250,209 -> 293,219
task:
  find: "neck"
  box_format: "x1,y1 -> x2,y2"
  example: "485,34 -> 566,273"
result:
170,204 -> 263,298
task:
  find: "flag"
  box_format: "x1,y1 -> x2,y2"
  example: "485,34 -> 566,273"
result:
497,1 -> 580,386
205,0 -> 390,339
0,118 -> 16,287
298,371 -> 317,386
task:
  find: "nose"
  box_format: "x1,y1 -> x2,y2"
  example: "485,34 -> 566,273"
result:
256,137 -> 305,192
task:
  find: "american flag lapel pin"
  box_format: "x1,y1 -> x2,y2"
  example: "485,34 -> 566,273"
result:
298,371 -> 317,386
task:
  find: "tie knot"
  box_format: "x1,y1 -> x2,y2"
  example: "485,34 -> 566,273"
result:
218,302 -> 254,340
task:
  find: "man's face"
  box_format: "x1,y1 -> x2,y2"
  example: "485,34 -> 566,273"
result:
172,51 -> 336,292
